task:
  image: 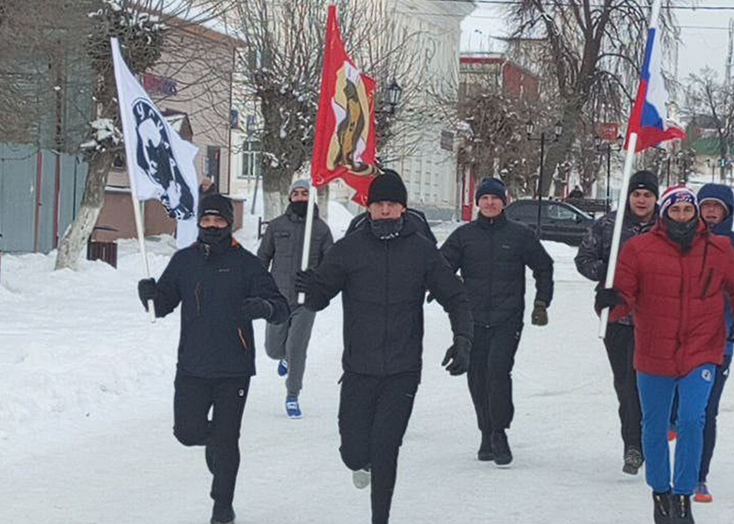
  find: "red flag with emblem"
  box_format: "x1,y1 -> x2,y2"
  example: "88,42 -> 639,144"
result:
311,5 -> 378,206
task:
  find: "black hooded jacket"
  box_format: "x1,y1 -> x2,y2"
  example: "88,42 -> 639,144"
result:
152,240 -> 290,378
440,213 -> 554,327
304,218 -> 473,377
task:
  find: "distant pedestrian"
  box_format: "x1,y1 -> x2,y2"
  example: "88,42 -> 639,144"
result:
441,177 -> 554,467
597,185 -> 734,524
257,179 -> 333,418
137,194 -> 289,524
567,185 -> 584,199
575,170 -> 659,475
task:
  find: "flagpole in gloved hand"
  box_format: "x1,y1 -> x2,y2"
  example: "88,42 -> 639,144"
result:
598,133 -> 637,339
297,181 -> 317,305
110,37 -> 155,322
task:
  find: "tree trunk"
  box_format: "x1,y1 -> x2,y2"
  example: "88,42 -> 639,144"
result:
540,101 -> 584,196
55,150 -> 114,270
262,164 -> 292,220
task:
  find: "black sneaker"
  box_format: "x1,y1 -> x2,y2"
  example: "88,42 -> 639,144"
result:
490,430 -> 512,467
623,446 -> 644,475
653,491 -> 672,524
211,502 -> 235,524
477,432 -> 494,462
671,494 -> 694,523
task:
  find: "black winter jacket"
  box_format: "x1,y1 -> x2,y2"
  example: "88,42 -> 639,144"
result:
440,213 -> 554,327
345,208 -> 438,245
304,220 -> 473,377
153,240 -> 290,378
574,209 -> 656,282
257,204 -> 333,307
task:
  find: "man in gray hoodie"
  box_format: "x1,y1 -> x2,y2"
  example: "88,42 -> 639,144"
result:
257,179 -> 333,418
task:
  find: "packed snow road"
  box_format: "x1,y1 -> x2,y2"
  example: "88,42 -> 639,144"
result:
1,219 -> 733,523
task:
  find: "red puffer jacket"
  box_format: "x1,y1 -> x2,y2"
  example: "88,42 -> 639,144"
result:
612,221 -> 734,377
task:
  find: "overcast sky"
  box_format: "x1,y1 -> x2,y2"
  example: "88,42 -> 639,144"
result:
460,1 -> 734,83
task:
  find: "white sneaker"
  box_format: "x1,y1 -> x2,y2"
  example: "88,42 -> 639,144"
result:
352,467 -> 371,489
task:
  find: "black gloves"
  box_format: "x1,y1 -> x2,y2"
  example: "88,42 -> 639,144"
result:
241,298 -> 273,321
531,300 -> 548,326
595,287 -> 624,311
137,278 -> 156,310
442,335 -> 472,376
295,269 -> 316,295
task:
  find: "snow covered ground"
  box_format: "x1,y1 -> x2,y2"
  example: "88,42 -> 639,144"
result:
1,204 -> 733,524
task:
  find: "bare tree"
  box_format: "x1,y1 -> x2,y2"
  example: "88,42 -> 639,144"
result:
684,67 -> 734,180
507,0 -> 678,196
233,0 -> 430,218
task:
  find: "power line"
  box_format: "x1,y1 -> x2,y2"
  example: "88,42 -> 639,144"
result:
428,0 -> 734,10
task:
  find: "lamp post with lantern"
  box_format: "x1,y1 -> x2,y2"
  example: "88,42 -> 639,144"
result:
375,79 -> 403,166
595,134 -> 624,212
526,120 -> 563,238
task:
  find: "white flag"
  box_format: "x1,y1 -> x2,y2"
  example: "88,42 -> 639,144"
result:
111,37 -> 199,249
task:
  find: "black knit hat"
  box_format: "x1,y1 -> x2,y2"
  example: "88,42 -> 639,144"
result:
475,177 -> 507,205
198,194 -> 234,225
367,170 -> 407,207
628,170 -> 659,198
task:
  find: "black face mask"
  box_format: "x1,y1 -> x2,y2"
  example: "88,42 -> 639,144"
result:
198,225 -> 232,254
665,216 -> 698,253
369,217 -> 404,240
290,201 -> 308,218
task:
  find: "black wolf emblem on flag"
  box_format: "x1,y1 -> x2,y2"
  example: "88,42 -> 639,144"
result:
132,99 -> 195,220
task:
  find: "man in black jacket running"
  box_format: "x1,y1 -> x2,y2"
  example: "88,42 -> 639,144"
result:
137,194 -> 289,524
295,171 -> 473,524
441,177 -> 554,467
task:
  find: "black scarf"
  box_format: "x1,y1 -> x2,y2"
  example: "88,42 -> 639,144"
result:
664,217 -> 698,253
369,217 -> 404,240
198,225 -> 232,255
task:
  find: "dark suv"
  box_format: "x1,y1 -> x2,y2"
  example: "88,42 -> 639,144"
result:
504,199 -> 594,246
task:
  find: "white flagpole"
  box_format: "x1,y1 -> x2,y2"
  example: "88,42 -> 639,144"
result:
110,37 -> 156,323
598,132 -> 638,339
297,182 -> 317,305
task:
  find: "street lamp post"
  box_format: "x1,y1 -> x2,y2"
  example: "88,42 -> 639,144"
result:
376,80 -> 403,166
595,135 -> 624,212
526,120 -> 563,239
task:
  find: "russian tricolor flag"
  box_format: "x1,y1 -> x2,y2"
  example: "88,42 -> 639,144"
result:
626,0 -> 686,152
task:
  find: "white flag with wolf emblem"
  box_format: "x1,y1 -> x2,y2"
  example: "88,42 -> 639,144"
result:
111,37 -> 199,249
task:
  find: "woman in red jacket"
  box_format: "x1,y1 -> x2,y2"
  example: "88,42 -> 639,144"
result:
596,185 -> 734,524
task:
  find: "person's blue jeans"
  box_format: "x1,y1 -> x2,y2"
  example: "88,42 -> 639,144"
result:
638,364 -> 715,495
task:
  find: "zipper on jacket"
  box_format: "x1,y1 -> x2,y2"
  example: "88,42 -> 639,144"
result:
195,282 -> 202,315
237,328 -> 248,351
382,240 -> 390,376
701,268 -> 714,298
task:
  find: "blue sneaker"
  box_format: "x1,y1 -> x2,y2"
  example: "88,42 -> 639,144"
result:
277,359 -> 288,377
285,397 -> 302,419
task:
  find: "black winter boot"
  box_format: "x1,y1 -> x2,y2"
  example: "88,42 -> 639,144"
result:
210,502 -> 235,524
671,494 -> 694,523
653,491 -> 672,524
477,432 -> 494,461
490,430 -> 512,467
622,446 -> 643,475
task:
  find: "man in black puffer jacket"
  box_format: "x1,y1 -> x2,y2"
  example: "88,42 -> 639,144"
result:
295,171 -> 473,524
137,194 -> 289,524
574,170 -> 658,476
441,177 -> 553,467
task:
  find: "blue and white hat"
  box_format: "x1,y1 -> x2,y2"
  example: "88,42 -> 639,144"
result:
659,185 -> 698,218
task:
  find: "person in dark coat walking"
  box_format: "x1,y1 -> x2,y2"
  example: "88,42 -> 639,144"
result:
137,194 -> 289,524
257,179 -> 333,418
440,177 -> 554,466
691,183 -> 734,503
294,171 -> 473,524
574,170 -> 659,474
597,185 -> 734,524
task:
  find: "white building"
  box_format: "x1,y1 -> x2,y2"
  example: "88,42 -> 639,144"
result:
229,0 -> 475,218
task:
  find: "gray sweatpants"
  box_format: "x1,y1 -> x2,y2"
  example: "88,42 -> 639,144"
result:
264,306 -> 316,399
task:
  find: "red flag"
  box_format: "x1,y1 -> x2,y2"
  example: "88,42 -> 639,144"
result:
311,5 -> 378,206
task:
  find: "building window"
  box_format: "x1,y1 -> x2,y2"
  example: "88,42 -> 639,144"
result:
240,140 -> 262,179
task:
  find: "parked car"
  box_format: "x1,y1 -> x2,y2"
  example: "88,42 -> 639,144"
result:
504,199 -> 594,246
